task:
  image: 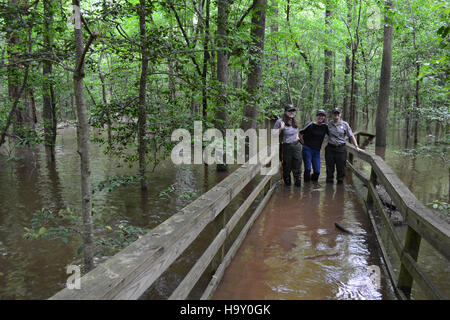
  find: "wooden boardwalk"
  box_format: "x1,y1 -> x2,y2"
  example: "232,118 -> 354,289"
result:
212,179 -> 393,300
50,133 -> 450,300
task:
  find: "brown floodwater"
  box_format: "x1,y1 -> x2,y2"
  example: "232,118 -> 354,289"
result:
0,123 -> 448,300
212,124 -> 449,300
358,127 -> 450,299
0,127 -> 239,299
213,181 -> 396,300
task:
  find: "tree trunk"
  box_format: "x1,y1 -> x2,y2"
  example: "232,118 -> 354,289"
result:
408,0 -> 420,146
343,54 -> 351,121
375,0 -> 394,148
98,43 -> 112,147
405,93 -> 411,148
241,0 -> 267,131
7,0 -> 23,139
202,0 -> 210,121
28,88 -> 37,127
361,44 -> 369,130
216,0 -> 231,170
138,0 -> 149,190
323,1 -> 333,109
270,0 -> 279,105
434,120 -> 441,144
73,0 -> 94,272
43,0 -> 57,161
349,2 -> 362,129
343,0 -> 351,120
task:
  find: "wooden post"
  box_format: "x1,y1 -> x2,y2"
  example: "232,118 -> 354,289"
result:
221,207 -> 226,262
397,226 -> 422,298
348,151 -> 354,165
366,168 -> 377,205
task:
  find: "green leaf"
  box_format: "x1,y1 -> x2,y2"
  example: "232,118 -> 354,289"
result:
38,227 -> 47,236
77,246 -> 84,255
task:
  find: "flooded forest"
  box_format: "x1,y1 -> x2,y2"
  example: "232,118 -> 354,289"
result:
0,0 -> 448,300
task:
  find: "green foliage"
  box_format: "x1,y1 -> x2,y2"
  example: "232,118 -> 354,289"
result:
178,191 -> 197,199
92,174 -> 145,194
427,200 -> 450,216
394,143 -> 449,163
23,207 -> 81,242
23,206 -> 151,256
158,184 -> 176,198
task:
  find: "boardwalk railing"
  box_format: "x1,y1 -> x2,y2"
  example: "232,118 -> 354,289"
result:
50,150 -> 277,300
346,133 -> 450,300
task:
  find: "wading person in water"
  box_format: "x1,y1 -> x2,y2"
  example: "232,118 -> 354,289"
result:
299,110 -> 329,182
325,108 -> 361,184
274,104 -> 302,187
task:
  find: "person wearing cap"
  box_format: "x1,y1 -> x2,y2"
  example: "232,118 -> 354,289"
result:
273,104 -> 302,187
325,108 -> 362,184
298,110 -> 329,182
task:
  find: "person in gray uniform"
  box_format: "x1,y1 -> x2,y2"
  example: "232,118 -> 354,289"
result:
274,104 -> 302,187
325,108 -> 361,184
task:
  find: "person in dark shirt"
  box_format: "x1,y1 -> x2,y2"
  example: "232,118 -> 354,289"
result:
299,110 -> 329,182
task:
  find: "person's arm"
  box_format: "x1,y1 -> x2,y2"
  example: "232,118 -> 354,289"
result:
298,132 -> 304,144
299,122 -> 312,144
274,119 -> 285,135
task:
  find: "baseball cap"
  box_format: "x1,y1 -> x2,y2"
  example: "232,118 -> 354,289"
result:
285,105 -> 296,112
332,108 -> 342,114
317,109 -> 327,116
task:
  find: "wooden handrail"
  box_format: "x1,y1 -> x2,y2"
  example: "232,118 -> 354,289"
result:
346,136 -> 450,299
50,150 -> 277,300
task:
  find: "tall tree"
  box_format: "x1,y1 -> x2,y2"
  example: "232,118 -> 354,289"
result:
72,0 -> 97,271
42,0 -> 57,161
343,0 -> 352,121
97,43 -> 112,147
216,0 -> 230,170
375,0 -> 394,149
216,0 -> 230,132
323,0 -> 333,109
241,0 -> 267,131
138,0 -> 149,190
349,1 -> 362,129
407,0 -> 420,145
201,0 -> 210,120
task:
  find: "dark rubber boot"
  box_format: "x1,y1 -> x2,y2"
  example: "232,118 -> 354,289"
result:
304,170 -> 311,182
284,176 -> 291,186
295,178 -> 301,187
311,172 -> 319,181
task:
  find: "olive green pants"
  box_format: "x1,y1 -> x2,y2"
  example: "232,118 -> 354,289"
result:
282,142 -> 302,185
